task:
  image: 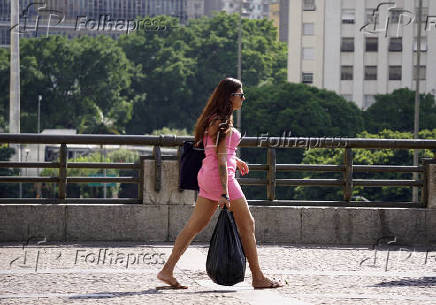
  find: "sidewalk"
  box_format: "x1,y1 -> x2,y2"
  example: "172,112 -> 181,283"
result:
0,241 -> 435,305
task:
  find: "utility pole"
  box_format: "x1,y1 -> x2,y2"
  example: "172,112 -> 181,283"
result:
412,0 -> 423,203
10,0 -> 21,197
10,0 -> 20,138
236,0 -> 243,162
236,0 -> 242,130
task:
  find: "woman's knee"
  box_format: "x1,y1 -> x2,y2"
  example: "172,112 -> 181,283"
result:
239,216 -> 255,235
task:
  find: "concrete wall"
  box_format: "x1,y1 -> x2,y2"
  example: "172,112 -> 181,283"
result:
1,204 -> 435,246
1,159 -> 435,246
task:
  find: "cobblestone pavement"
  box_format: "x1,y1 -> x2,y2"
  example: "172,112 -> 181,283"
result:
0,241 -> 435,305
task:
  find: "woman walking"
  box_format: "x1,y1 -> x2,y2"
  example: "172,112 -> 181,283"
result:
157,77 -> 282,289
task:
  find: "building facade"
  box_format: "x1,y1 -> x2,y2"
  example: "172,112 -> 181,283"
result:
269,0 -> 280,40
0,0 -> 200,47
287,0 -> 436,109
279,0 -> 288,42
204,0 -> 270,20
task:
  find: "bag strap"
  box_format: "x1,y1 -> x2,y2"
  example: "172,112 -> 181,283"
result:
205,114 -> 232,151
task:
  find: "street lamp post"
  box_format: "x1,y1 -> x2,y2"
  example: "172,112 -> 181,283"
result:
413,0 -> 423,203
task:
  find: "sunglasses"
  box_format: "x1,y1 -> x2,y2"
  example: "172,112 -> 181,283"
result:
232,93 -> 245,98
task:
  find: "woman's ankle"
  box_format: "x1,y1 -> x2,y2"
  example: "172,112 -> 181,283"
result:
251,270 -> 264,281
160,264 -> 174,275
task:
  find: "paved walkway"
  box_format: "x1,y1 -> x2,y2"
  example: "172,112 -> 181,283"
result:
0,241 -> 435,305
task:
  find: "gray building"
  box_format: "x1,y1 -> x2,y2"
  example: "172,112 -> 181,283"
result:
204,0 -> 270,19
279,0 -> 288,42
0,0 -> 204,47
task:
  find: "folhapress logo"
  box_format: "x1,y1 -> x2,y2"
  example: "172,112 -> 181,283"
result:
9,2 -> 65,37
360,2 -> 436,37
9,1 -> 177,38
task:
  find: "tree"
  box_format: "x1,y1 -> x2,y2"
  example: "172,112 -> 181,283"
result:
0,145 -> 18,197
19,35 -> 136,134
239,81 -> 364,200
118,13 -> 288,134
294,129 -> 436,201
364,88 -> 436,133
0,48 -> 9,131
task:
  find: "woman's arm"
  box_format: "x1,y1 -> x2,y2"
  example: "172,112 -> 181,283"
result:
216,130 -> 229,195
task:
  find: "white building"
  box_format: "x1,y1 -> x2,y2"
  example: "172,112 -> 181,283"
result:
287,0 -> 436,109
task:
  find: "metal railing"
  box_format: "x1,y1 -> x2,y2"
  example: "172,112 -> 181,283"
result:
0,133 -> 435,207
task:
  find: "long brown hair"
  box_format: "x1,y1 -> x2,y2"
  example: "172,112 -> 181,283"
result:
194,77 -> 242,148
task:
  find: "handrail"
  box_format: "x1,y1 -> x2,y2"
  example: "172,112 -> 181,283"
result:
1,133 -> 436,149
0,133 -> 435,206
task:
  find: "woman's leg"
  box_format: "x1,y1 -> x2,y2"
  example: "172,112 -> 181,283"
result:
157,195 -> 218,287
230,195 -> 282,288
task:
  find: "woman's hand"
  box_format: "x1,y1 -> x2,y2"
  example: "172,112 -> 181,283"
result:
236,158 -> 249,176
217,195 -> 230,209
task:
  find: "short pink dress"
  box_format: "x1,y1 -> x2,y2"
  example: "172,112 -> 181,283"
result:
197,126 -> 244,201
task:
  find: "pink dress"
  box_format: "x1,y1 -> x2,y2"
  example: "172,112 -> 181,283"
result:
197,126 -> 245,201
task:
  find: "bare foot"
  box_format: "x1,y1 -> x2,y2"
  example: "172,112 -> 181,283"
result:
157,270 -> 188,289
252,276 -> 283,289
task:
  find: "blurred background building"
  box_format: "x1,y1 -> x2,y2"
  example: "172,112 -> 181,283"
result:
0,0 -> 282,47
0,0 -> 196,46
286,0 -> 436,109
204,0 -> 270,19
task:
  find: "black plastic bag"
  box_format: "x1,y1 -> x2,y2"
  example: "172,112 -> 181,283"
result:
206,206 -> 246,286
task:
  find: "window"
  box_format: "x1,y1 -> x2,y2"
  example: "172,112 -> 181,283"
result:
414,65 -> 426,80
365,66 -> 377,80
414,37 -> 427,51
303,0 -> 316,11
302,48 -> 315,60
303,23 -> 314,35
389,37 -> 402,52
342,9 -> 355,24
302,72 -> 314,84
365,37 -> 378,52
390,9 -> 403,23
389,66 -> 402,80
366,8 -> 378,24
341,66 -> 353,80
363,95 -> 376,110
341,37 -> 354,52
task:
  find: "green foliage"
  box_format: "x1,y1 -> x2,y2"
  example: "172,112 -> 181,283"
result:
0,144 -> 19,197
243,81 -> 364,138
40,149 -> 140,198
239,81 -> 364,199
0,48 -> 9,131
18,35 -> 136,134
149,127 -> 190,136
294,129 -> 436,201
118,13 -> 287,134
364,88 -> 436,133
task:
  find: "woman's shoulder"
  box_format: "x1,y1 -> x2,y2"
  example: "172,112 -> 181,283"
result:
231,127 -> 241,135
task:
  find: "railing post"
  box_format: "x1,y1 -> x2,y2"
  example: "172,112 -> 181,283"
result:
153,145 -> 161,192
267,147 -> 276,201
344,147 -> 353,202
58,144 -> 67,201
176,145 -> 183,192
138,157 -> 145,203
423,158 -> 436,208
